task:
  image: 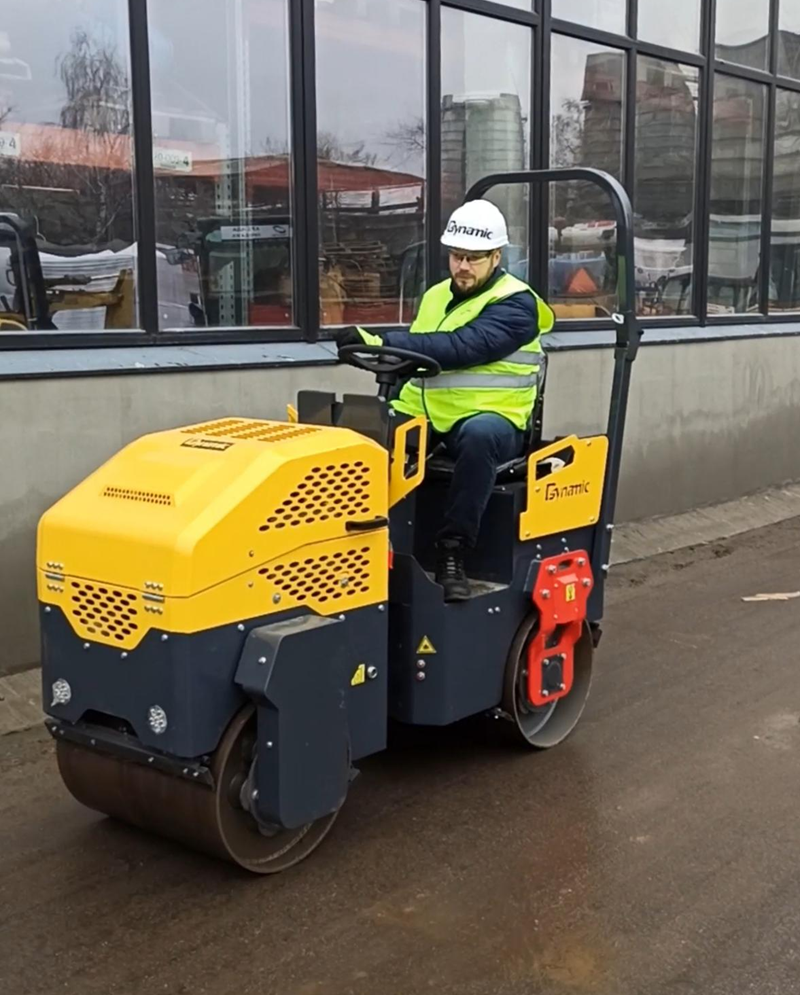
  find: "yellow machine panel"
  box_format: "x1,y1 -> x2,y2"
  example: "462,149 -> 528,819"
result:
38,418 -> 389,648
519,434 -> 608,541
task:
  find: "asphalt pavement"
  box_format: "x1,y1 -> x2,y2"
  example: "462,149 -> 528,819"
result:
2,518 -> 800,995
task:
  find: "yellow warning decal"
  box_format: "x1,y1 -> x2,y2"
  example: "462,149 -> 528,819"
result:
351,664 -> 366,686
565,583 -> 576,603
416,635 -> 436,655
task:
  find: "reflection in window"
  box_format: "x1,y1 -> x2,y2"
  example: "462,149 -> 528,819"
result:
716,0 -> 770,72
149,0 -> 292,330
770,90 -> 800,312
316,0 -> 425,327
551,0 -> 625,37
0,1 -> 135,332
708,75 -> 766,315
441,9 -> 531,285
778,4 -> 800,80
638,0 -> 701,55
549,36 -> 625,320
634,58 -> 698,317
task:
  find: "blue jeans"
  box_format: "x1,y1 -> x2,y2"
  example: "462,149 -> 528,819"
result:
435,413 -> 525,547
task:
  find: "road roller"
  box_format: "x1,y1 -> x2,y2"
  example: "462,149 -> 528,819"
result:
38,169 -> 641,873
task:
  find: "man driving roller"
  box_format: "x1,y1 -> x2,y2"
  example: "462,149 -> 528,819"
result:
335,199 -> 554,602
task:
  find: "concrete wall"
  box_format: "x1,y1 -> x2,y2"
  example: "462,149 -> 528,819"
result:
3,334 -> 800,669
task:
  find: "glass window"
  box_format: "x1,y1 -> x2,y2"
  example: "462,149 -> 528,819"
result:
316,0 -> 425,327
708,75 -> 766,315
634,58 -> 699,317
441,9 -> 532,286
770,89 -> 800,312
716,0 -> 770,72
551,0 -> 626,37
148,0 -> 292,330
0,1 -> 135,333
778,2 -> 800,80
638,0 -> 702,55
549,36 -> 625,319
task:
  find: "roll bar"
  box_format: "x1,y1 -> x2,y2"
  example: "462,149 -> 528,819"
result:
465,168 -> 643,589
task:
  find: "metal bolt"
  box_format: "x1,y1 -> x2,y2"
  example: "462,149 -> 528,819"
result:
340,577 -> 349,588
495,606 -> 501,614
44,606 -> 51,613
121,652 -> 128,660
548,565 -> 557,575
606,524 -> 614,533
378,604 -> 385,612
560,653 -> 566,661
415,671 -> 426,682
339,614 -> 345,621
248,581 -> 254,589
583,578 -> 591,588
488,608 -> 495,615
90,739 -> 96,747
416,659 -> 426,670
237,624 -> 245,632
559,683 -> 566,690
601,564 -> 610,573
251,789 -> 259,801
148,757 -> 154,764
561,537 -> 567,544
272,593 -> 281,604
182,768 -> 189,775
367,666 -> 378,680
542,690 -> 550,697
83,642 -> 90,651
577,557 -> 586,567
522,669 -> 528,678
536,544 -> 542,551
541,590 -> 550,599
258,656 -> 267,665
193,771 -> 200,778
161,633 -> 169,642
249,550 -> 255,558
266,741 -> 274,749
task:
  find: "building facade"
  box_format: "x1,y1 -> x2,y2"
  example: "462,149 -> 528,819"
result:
2,0 -> 800,668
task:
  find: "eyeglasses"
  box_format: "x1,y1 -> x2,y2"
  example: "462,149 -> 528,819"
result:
448,250 -> 494,266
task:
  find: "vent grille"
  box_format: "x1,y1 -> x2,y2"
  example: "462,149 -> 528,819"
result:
103,486 -> 173,506
259,547 -> 373,604
69,582 -> 140,642
260,462 -> 372,532
181,419 -> 321,444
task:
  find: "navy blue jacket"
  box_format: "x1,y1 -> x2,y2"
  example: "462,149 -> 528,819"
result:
377,270 -> 539,371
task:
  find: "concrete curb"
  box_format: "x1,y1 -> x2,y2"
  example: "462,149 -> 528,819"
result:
611,482 -> 800,565
0,669 -> 42,738
4,481 -> 800,738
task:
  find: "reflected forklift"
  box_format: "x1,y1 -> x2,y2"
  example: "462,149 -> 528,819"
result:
0,213 -> 135,331
37,169 -> 641,873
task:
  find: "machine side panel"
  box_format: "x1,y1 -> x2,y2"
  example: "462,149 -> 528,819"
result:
388,555 -> 528,725
235,607 -> 388,829
41,606 -> 248,758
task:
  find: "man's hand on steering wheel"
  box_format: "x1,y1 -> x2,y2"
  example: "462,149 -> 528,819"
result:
333,325 -> 384,350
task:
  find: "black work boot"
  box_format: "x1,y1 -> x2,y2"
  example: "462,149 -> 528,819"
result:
435,538 -> 471,603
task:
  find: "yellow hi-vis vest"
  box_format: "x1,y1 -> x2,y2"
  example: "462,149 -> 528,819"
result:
391,272 -> 555,434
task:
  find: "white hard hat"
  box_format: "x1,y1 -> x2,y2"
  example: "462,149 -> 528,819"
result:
441,199 -> 509,251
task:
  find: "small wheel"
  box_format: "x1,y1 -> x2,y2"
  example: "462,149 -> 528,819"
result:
501,614 -> 593,749
56,705 -> 343,874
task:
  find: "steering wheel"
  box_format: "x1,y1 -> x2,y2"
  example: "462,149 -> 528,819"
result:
337,343 -> 441,381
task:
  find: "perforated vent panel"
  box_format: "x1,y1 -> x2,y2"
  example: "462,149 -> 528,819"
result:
69,582 -> 140,643
260,462 -> 373,532
259,546 -> 374,605
103,486 -> 173,506
181,419 -> 321,444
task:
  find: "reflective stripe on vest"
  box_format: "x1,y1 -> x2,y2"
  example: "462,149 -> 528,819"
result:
393,271 -> 555,433
411,372 -> 540,390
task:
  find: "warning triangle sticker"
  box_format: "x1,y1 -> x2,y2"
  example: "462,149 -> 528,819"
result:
351,664 -> 366,686
416,635 -> 436,655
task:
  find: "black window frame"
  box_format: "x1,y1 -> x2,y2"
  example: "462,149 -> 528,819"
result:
1,0 -> 799,351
